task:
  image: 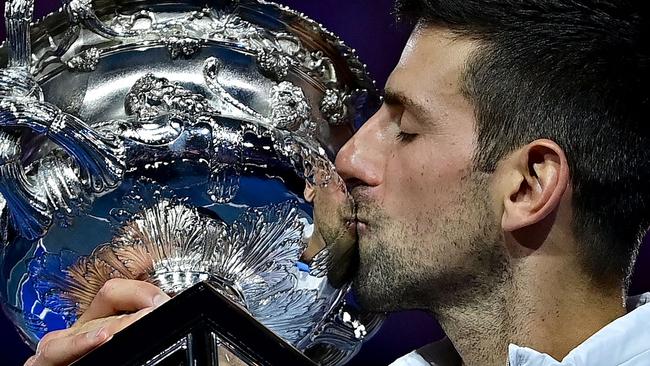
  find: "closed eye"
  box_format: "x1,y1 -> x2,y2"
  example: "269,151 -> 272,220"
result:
396,131 -> 418,143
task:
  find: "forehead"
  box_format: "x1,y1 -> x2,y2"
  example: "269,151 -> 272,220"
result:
388,24 -> 477,105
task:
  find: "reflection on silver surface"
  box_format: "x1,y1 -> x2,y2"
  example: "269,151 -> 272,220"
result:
0,0 -> 383,364
144,336 -> 190,366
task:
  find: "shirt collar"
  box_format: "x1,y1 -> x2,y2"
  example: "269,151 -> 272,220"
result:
509,295 -> 650,366
404,293 -> 650,366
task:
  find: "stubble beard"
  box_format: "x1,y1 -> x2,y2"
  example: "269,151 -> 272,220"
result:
352,172 -> 511,313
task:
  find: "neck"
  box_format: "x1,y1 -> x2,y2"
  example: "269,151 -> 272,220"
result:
433,259 -> 626,366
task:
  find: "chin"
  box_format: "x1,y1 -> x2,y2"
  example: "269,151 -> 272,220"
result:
351,275 -> 396,312
327,255 -> 357,288
354,293 -> 400,313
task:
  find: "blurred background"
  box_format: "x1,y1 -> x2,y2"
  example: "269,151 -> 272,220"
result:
0,0 -> 648,365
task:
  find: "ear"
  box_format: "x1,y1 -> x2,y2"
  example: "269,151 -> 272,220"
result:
304,181 -> 316,203
501,139 -> 569,232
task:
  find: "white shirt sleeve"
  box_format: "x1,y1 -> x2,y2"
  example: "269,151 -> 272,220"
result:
390,351 -> 430,366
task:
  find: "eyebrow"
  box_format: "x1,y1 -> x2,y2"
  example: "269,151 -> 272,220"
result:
383,88 -> 430,125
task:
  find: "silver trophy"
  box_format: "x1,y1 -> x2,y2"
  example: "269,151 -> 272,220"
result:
0,0 -> 382,364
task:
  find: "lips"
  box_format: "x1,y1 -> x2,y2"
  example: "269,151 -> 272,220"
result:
345,217 -> 368,238
356,221 -> 368,237
345,219 -> 357,231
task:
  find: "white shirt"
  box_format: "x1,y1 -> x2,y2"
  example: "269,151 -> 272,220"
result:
391,294 -> 650,366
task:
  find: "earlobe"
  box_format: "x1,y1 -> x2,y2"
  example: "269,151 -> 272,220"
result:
304,182 -> 316,203
501,139 -> 569,232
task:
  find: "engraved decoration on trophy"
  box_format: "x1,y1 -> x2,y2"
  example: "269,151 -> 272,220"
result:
0,0 -> 382,364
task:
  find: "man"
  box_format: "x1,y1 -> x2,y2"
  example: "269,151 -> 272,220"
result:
26,0 -> 650,365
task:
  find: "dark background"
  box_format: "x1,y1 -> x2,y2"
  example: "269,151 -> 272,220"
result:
0,1 -> 648,365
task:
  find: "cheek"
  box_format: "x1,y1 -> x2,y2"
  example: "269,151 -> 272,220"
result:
382,139 -> 473,219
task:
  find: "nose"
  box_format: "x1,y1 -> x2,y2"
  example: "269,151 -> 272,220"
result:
335,108 -> 388,188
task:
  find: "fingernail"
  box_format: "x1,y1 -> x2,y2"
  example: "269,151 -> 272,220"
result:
152,293 -> 170,307
87,327 -> 105,340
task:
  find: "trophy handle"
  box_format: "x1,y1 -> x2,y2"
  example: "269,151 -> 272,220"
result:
5,0 -> 33,69
0,98 -> 126,240
61,0 -> 137,38
0,1 -> 126,240
3,0 -> 42,99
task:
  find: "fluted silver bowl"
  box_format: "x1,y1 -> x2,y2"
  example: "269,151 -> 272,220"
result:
0,0 -> 382,364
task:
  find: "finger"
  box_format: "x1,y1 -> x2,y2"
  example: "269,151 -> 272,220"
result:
32,328 -> 109,366
77,279 -> 169,324
102,307 -> 155,336
30,307 -> 155,366
71,315 -> 125,335
23,355 -> 37,366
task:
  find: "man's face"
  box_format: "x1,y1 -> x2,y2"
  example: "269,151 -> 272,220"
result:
335,26 -> 507,312
302,180 -> 358,288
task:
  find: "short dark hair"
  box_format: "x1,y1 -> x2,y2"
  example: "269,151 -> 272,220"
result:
396,0 -> 650,287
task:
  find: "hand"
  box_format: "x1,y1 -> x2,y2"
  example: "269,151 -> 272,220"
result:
24,278 -> 170,366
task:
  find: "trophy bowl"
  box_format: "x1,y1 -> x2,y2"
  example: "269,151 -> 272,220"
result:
0,0 -> 383,364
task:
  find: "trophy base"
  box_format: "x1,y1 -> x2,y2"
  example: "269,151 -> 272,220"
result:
72,281 -> 318,366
